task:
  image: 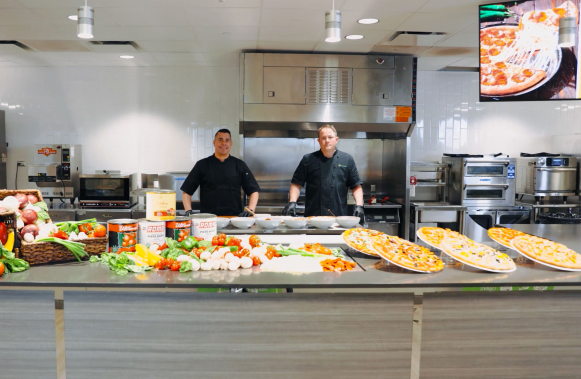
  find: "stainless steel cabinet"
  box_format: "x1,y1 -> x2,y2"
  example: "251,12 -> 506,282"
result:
263,67 -> 306,104
352,68 -> 394,106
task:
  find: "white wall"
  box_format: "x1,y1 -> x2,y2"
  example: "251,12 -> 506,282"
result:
0,65 -> 240,190
412,71 -> 581,162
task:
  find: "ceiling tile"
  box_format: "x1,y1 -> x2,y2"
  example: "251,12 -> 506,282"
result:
259,27 -> 324,42
382,33 -> 446,46
186,8 -> 261,27
0,8 -> 47,25
419,0 -> 490,14
26,51 -> 105,61
136,40 -> 203,53
342,0 -> 429,13
0,25 -> 74,40
92,26 -> 133,41
0,1 -> 26,8
340,10 -> 413,32
340,30 -> 393,45
313,42 -> 375,53
99,0 -> 182,7
256,41 -> 316,51
197,39 -> 257,53
21,40 -> 92,52
436,32 -> 478,48
100,52 -> 156,61
263,0 -> 348,10
125,26 -> 195,41
151,52 -> 205,62
260,8 -> 323,29
87,43 -> 139,53
18,0 -> 104,7
203,52 -> 239,66
194,26 -> 258,41
181,0 -> 262,8
107,7 -> 190,27
0,44 -> 28,54
420,46 -> 478,58
30,7 -> 120,26
371,45 -> 432,55
396,12 -> 477,33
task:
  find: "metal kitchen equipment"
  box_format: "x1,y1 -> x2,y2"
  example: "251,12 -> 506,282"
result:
464,205 -> 532,246
240,53 -> 417,238
522,155 -> 578,198
444,154 -> 516,207
79,171 -> 137,208
410,161 -> 449,202
0,111 -> 7,189
158,172 -> 199,210
411,203 -> 466,244
28,144 -> 82,201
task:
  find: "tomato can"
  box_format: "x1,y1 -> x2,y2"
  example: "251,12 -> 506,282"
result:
146,190 -> 176,221
191,213 -> 217,239
137,219 -> 166,247
107,219 -> 139,253
166,217 -> 192,243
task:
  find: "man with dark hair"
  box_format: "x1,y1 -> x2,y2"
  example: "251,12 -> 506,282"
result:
282,124 -> 365,225
181,128 -> 260,217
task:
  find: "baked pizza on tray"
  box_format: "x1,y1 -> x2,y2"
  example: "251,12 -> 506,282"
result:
511,234 -> 581,269
416,227 -> 467,248
342,228 -> 384,256
371,234 -> 444,273
440,239 -> 516,272
488,227 -> 528,248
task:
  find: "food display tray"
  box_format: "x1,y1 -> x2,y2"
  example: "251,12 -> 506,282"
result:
510,239 -> 581,272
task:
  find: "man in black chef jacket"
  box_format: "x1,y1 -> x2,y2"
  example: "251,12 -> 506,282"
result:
282,124 -> 365,224
181,129 -> 260,217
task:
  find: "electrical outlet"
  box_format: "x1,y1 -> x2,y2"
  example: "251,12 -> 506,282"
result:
17,161 -> 25,167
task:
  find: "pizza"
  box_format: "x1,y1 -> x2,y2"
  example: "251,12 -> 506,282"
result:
342,228 -> 384,256
416,227 -> 467,248
372,235 -> 444,273
440,239 -> 516,271
511,234 -> 581,269
488,227 -> 528,248
521,1 -> 579,33
480,25 -> 546,96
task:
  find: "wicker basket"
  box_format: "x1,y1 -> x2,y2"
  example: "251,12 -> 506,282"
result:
17,237 -> 107,265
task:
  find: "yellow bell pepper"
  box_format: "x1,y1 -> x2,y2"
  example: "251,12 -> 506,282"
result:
5,232 -> 14,252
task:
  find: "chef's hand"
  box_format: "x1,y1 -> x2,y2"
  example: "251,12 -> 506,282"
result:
282,202 -> 297,217
185,210 -> 195,216
239,209 -> 254,217
353,205 -> 365,226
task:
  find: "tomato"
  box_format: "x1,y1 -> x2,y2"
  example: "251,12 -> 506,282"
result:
79,223 -> 93,234
170,262 -> 181,271
240,248 -> 250,257
159,242 -> 168,250
0,223 -> 6,246
123,235 -> 130,241
249,235 -> 261,248
155,261 -> 164,270
251,256 -> 260,266
212,236 -> 220,246
93,224 -> 106,238
0,262 -> 4,276
265,251 -> 274,260
194,236 -> 204,241
227,237 -> 241,249
122,241 -> 128,247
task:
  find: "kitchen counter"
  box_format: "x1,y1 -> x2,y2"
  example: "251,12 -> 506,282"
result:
217,223 -> 353,235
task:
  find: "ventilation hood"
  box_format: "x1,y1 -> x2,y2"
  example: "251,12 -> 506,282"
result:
240,53 -> 417,138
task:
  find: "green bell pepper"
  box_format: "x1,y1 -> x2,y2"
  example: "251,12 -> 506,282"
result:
179,236 -> 198,251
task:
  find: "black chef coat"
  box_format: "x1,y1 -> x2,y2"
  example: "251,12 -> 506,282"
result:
291,149 -> 362,217
180,155 -> 260,216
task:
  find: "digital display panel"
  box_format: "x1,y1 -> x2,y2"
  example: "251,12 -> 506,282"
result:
480,0 -> 581,101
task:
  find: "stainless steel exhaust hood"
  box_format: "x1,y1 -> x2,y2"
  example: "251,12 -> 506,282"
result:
240,53 -> 417,138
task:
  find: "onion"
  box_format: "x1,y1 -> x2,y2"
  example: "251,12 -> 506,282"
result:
21,209 -> 38,225
21,224 -> 40,237
2,196 -> 19,212
0,207 -> 7,213
27,194 -> 38,204
14,193 -> 29,209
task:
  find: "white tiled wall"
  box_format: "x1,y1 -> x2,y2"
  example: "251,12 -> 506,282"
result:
0,65 -> 240,190
412,71 -> 581,162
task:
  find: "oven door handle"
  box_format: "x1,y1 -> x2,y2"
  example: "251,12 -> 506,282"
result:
464,160 -> 510,166
536,168 -> 577,171
463,184 -> 509,190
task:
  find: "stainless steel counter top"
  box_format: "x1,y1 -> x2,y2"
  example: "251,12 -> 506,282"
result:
218,224 -> 352,235
411,202 -> 466,211
500,224 -> 581,248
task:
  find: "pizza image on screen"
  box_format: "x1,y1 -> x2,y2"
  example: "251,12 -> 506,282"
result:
480,0 -> 579,98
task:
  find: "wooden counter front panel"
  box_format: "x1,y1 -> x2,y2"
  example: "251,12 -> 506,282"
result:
420,291 -> 581,379
63,292 -> 413,379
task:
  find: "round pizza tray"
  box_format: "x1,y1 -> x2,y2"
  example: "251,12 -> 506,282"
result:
488,235 -> 514,250
378,253 -> 444,274
480,24 -> 563,98
416,233 -> 442,251
439,247 -> 517,273
344,242 -> 380,258
510,239 -> 581,272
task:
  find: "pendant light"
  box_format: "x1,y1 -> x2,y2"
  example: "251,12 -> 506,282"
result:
325,0 -> 341,43
558,1 -> 575,48
77,0 -> 94,39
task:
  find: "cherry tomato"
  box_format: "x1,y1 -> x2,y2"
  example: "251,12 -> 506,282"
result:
265,251 -> 274,260
249,235 -> 261,248
159,242 -> 168,250
212,236 -> 220,246
227,237 -> 241,249
240,248 -> 250,257
93,224 -> 106,238
194,236 -> 204,241
155,261 -> 164,270
170,262 -> 181,271
0,262 -> 5,276
251,256 -> 260,266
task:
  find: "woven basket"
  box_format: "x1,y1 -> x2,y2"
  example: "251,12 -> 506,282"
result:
17,237 -> 107,265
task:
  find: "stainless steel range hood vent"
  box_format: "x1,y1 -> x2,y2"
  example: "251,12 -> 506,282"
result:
240,53 -> 417,138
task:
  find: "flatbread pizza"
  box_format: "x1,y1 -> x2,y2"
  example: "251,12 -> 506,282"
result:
440,239 -> 516,272
372,234 -> 444,273
511,235 -> 581,270
488,227 -> 528,248
416,227 -> 468,248
342,228 -> 384,256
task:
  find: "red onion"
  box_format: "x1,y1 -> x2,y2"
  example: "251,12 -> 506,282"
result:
21,224 -> 39,237
14,193 -> 29,209
21,209 -> 38,225
27,194 -> 38,204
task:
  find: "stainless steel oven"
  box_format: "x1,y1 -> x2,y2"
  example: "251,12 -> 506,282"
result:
464,206 -> 531,245
79,173 -> 138,208
523,156 -> 578,197
444,155 -> 516,207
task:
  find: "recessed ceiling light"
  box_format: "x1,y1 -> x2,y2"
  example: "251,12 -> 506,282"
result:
120,55 -> 134,59
346,34 -> 364,40
68,15 -> 78,21
358,18 -> 379,24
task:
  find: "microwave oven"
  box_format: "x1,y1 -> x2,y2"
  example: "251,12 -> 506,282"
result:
79,173 -> 138,208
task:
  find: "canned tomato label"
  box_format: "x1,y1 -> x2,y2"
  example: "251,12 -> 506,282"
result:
192,213 -> 217,239
146,190 -> 176,221
138,219 -> 166,247
108,219 -> 138,253
166,217 -> 192,242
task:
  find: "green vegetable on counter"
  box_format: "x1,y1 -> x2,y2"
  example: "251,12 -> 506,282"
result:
0,246 -> 29,273
55,219 -> 98,235
198,240 -> 212,248
179,236 -> 198,250
90,252 -> 151,276
179,260 -> 193,273
36,237 -> 87,262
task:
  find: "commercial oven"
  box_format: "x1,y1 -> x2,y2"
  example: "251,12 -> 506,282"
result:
464,206 -> 532,245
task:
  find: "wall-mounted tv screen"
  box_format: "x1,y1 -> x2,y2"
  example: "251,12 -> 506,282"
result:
480,0 -> 580,101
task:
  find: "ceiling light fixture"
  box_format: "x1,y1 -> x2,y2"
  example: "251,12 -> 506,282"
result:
120,55 -> 134,59
77,0 -> 94,39
346,34 -> 364,40
559,1 -> 575,47
325,0 -> 341,43
358,18 -> 378,24
68,15 -> 78,21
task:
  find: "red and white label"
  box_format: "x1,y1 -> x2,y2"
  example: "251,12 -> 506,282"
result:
139,221 -> 166,246
38,147 -> 57,157
193,219 -> 217,238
